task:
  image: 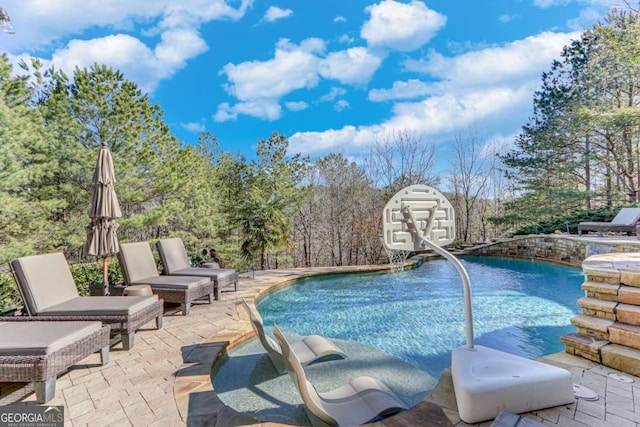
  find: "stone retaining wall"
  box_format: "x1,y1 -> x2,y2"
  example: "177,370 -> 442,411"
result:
468,236 -> 640,374
561,253 -> 640,375
466,235 -> 640,267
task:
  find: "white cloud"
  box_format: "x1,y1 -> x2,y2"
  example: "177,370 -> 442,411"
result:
320,87 -> 347,103
483,132 -> 519,158
46,30 -> 207,93
368,79 -> 435,102
384,86 -> 532,133
285,101 -> 309,111
3,1 -> 247,95
5,0 -> 252,52
334,16 -> 347,23
533,0 -> 571,7
498,14 -> 517,23
182,121 -> 206,133
404,32 -> 579,87
263,6 -> 293,23
157,0 -> 253,30
214,99 -> 282,121
338,34 -> 356,44
289,126 -> 381,154
289,30 -> 577,158
567,7 -> 607,31
217,38 -> 380,121
299,86 -> 532,155
155,29 -> 209,69
529,0 -> 613,33
220,38 -> 324,101
288,87 -> 531,156
334,100 -> 350,112
361,0 -> 446,52
215,29 -> 388,120
319,47 -> 383,85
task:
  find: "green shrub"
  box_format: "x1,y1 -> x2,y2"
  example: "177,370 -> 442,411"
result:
69,261 -> 124,296
509,206 -> 633,236
0,273 -> 21,313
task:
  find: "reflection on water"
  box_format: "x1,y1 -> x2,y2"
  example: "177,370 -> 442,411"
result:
257,257 -> 584,378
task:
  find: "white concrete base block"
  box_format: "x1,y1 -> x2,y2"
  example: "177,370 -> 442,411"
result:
452,345 -> 574,424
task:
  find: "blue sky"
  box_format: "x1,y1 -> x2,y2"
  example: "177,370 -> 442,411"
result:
0,0 -> 618,166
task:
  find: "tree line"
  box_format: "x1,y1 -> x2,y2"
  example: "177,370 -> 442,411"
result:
1,7 -> 637,270
0,52 -> 504,269
499,7 -> 640,229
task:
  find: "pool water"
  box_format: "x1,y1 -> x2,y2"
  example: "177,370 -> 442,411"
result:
257,257 -> 584,379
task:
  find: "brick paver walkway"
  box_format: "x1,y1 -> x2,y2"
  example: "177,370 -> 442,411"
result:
2,264 -> 639,426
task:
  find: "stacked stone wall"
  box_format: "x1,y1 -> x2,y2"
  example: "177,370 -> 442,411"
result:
467,235 -> 640,267
561,253 -> 640,375
462,236 -> 640,373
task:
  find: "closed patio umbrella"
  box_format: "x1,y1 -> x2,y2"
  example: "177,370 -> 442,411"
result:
85,142 -> 122,295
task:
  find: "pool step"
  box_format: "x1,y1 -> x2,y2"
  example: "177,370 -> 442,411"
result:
570,314 -> 613,339
609,322 -> 640,351
619,285 -> 640,305
582,280 -> 619,301
561,332 -> 608,363
602,344 -> 640,376
615,303 -> 640,326
564,254 -> 640,377
577,297 -> 616,321
621,269 -> 640,287
583,266 -> 620,284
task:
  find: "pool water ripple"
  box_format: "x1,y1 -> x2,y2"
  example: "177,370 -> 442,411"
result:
257,257 -> 584,378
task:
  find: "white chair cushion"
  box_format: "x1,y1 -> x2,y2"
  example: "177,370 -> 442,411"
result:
0,321 -> 103,356
118,242 -> 161,284
156,238 -> 191,274
38,295 -> 159,316
11,253 -> 80,314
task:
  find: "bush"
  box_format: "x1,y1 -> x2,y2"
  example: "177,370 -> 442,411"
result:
69,261 -> 124,296
0,273 -> 21,313
509,206 -> 633,236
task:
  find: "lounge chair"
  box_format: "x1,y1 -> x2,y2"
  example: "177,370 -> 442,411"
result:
118,242 -> 214,315
241,299 -> 345,374
272,325 -> 406,427
0,318 -> 110,403
578,207 -> 640,236
156,237 -> 238,300
10,252 -> 163,351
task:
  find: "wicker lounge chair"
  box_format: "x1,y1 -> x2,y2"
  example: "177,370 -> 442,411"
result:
10,253 -> 163,350
0,318 -> 110,403
241,299 -> 345,374
273,325 -> 406,427
118,242 -> 214,315
578,207 -> 640,236
156,237 -> 238,300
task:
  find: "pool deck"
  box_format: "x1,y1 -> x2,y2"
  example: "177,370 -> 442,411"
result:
2,262 -> 640,426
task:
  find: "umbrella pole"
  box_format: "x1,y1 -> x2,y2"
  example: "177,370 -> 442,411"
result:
102,257 -> 110,296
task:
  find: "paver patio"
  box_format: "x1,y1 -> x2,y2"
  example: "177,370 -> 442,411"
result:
1,263 -> 640,426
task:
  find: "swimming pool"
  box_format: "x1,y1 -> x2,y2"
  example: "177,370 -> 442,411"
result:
256,257 -> 584,379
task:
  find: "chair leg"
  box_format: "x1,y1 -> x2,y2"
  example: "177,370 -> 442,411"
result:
181,302 -> 191,315
208,293 -> 214,304
34,376 -> 56,403
156,314 -> 163,329
215,286 -> 221,301
100,345 -> 109,365
122,332 -> 135,350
